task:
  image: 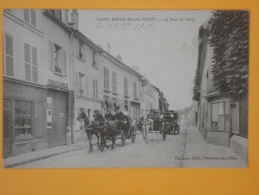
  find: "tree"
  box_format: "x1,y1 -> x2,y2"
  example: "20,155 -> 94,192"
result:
207,11 -> 248,96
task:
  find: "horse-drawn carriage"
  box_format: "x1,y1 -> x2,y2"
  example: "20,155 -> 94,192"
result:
77,109 -> 136,153
160,110 -> 180,140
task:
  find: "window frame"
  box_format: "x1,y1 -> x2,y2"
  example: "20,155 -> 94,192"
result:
124,77 -> 128,96
211,102 -> 225,132
24,9 -> 36,27
231,102 -> 240,134
24,43 -> 38,83
112,71 -> 117,93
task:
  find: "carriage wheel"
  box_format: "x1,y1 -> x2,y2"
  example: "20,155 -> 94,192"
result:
162,127 -> 166,141
131,126 -> 136,143
121,131 -> 126,147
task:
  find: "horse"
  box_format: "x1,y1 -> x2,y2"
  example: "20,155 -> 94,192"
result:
94,112 -> 127,152
77,110 -> 101,153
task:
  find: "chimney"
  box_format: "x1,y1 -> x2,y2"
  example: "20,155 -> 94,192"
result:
107,43 -> 111,54
116,55 -> 122,62
131,66 -> 139,73
71,10 -> 79,30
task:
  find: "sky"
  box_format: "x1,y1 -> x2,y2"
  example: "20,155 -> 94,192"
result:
76,10 -> 213,110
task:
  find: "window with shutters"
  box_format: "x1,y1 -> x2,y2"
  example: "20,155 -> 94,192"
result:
231,102 -> 239,134
93,79 -> 98,99
75,72 -> 87,97
104,67 -> 109,90
93,51 -> 97,66
24,9 -> 36,27
124,77 -> 128,96
3,33 -> 14,77
49,41 -> 66,76
24,43 -> 38,83
49,10 -> 62,20
112,71 -> 117,93
77,40 -> 86,60
133,82 -> 137,98
212,102 -> 225,132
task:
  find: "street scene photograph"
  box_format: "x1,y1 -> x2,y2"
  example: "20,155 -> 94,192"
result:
2,9 -> 248,168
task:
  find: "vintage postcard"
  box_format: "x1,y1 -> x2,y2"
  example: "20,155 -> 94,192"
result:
2,9 -> 248,168
0,0 -> 258,194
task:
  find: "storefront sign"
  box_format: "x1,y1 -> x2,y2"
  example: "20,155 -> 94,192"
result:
48,79 -> 68,89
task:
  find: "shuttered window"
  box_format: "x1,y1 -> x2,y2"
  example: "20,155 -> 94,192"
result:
48,41 -> 66,76
124,77 -> 128,96
3,34 -> 14,77
112,72 -> 117,93
24,9 -> 36,27
93,79 -> 98,99
104,67 -> 109,90
133,82 -> 137,98
24,43 -> 38,83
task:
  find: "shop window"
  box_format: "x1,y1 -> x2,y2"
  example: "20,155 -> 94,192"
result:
24,9 -> 36,27
15,100 -> 33,139
24,43 -> 38,83
49,41 -> 66,76
212,102 -> 225,132
231,102 -> 239,134
3,99 -> 11,139
3,33 -> 14,77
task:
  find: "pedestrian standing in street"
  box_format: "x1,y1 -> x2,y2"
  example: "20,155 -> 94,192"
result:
142,113 -> 154,143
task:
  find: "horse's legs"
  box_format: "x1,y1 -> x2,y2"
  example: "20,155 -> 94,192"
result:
96,133 -> 100,149
86,131 -> 92,153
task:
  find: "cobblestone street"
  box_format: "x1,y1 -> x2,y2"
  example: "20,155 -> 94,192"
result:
16,128 -> 187,168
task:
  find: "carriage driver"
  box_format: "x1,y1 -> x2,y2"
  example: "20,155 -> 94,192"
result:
104,108 -> 113,121
112,106 -> 128,131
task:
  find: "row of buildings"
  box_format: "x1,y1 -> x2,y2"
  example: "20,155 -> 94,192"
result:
190,19 -> 248,162
3,9 -> 168,157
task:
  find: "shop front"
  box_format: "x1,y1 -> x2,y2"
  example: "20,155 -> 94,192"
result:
3,79 -> 48,157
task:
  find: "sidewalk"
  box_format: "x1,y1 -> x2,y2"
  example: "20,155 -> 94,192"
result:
182,126 -> 247,168
3,131 -> 142,168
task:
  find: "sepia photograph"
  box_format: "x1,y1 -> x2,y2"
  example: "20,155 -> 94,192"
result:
2,9 -> 248,168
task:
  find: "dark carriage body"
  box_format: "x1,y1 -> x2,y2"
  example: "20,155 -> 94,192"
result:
162,110 -> 180,134
148,109 -> 162,131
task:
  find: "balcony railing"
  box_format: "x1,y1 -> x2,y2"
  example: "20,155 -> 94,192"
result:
55,67 -> 61,74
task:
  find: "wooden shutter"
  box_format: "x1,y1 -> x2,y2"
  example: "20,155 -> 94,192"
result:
104,67 -> 106,88
48,41 -> 54,71
75,72 -> 79,94
85,76 -> 88,97
58,49 -> 66,75
96,80 -> 98,99
31,10 -> 36,27
90,49 -> 93,65
25,63 -> 31,81
93,79 -> 95,98
4,35 -> 14,76
76,38 -> 79,57
32,47 -> 37,65
212,103 -> 219,122
107,68 -> 109,90
32,66 -> 38,83
24,9 -> 30,23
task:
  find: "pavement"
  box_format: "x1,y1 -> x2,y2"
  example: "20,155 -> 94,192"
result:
2,131 -> 142,168
182,126 -> 247,168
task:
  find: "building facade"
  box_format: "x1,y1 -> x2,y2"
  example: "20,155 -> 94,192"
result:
2,9 -> 161,156
99,49 -> 145,124
196,22 -> 248,161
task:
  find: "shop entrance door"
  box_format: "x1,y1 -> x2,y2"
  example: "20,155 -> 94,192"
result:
47,89 -> 67,147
